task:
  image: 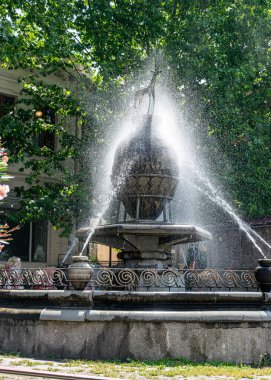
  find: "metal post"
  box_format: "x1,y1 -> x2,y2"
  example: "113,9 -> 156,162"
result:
136,196 -> 141,221
169,200 -> 173,223
116,199 -> 121,223
109,246 -> 112,268
163,198 -> 167,223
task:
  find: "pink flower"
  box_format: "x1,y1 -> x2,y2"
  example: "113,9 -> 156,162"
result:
0,185 -> 10,200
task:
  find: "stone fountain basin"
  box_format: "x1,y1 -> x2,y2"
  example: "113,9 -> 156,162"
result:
76,223 -> 212,251
0,289 -> 271,363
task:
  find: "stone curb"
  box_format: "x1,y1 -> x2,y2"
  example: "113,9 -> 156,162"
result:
39,309 -> 271,323
0,289 -> 263,304
92,290 -> 263,304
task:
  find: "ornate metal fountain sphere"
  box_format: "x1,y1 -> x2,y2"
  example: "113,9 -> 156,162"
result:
111,115 -> 179,222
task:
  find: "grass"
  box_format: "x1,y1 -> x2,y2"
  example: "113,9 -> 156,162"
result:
61,357 -> 271,378
0,351 -> 22,357
10,359 -> 40,367
46,366 -> 60,372
1,353 -> 271,378
52,359 -> 271,379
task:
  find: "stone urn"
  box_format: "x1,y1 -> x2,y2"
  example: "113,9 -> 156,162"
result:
255,259 -> 271,292
68,256 -> 92,290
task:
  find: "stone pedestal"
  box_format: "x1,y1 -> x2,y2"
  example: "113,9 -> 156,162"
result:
117,235 -> 172,268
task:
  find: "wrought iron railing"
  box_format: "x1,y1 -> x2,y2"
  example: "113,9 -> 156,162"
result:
0,267 -> 258,291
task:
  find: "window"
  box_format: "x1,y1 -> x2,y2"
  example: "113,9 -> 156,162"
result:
35,107 -> 56,151
0,94 -> 15,117
0,222 -> 31,262
31,220 -> 48,263
0,208 -> 48,263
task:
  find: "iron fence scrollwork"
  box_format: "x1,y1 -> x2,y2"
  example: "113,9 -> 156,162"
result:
0,267 -> 257,291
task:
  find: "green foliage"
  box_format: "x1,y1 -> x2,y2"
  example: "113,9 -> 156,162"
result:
0,0 -> 270,235
0,78 -> 91,235
164,0 -> 271,217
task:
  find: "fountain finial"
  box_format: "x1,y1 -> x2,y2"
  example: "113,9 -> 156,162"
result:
133,57 -> 162,116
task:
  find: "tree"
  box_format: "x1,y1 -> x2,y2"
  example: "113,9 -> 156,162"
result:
164,0 -> 271,217
0,0 -> 270,236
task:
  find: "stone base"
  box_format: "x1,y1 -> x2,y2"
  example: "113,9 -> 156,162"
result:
0,290 -> 270,363
0,308 -> 271,363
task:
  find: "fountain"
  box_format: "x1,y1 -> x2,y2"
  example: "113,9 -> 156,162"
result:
0,65 -> 271,364
76,68 -> 211,274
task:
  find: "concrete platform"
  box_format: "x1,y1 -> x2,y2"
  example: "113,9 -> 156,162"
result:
0,290 -> 270,363
0,307 -> 270,363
